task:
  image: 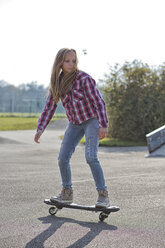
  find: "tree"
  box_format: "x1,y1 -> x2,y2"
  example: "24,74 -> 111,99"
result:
0,81 -> 64,114
102,60 -> 165,141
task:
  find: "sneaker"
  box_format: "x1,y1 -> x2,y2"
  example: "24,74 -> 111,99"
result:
95,190 -> 110,208
50,188 -> 73,204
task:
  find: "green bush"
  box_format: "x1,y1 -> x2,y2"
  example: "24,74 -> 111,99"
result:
103,60 -> 165,141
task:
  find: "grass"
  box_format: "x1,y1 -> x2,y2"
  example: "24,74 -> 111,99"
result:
0,112 -> 66,118
60,135 -> 146,147
0,113 -> 66,131
99,137 -> 146,147
0,112 -> 146,146
0,117 -> 39,131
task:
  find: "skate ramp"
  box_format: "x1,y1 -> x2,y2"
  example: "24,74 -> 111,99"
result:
146,125 -> 165,157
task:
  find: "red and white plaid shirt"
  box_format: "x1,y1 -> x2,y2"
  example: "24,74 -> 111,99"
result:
37,71 -> 108,132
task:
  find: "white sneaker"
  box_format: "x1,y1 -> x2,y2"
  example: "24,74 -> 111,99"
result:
50,188 -> 73,204
95,190 -> 110,208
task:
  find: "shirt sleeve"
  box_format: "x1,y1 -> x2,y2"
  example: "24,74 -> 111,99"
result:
84,77 -> 109,128
37,91 -> 57,132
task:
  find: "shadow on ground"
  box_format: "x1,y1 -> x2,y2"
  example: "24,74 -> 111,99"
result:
25,215 -> 117,248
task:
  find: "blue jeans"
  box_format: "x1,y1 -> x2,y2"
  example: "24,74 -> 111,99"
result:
58,118 -> 107,191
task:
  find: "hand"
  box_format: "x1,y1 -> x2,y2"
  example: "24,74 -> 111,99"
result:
99,127 -> 108,140
34,130 -> 43,143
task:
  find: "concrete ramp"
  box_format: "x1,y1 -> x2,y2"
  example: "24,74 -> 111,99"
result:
0,137 -> 24,144
146,125 -> 165,157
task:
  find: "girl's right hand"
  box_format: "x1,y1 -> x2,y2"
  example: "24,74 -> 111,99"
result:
34,130 -> 43,143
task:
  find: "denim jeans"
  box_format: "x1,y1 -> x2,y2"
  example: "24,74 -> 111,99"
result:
58,117 -> 107,191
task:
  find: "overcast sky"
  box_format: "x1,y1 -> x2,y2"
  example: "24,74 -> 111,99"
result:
0,0 -> 165,87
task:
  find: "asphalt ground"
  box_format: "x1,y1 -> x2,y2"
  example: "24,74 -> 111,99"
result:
0,120 -> 165,248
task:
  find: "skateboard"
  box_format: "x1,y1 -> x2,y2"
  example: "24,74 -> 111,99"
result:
44,199 -> 120,222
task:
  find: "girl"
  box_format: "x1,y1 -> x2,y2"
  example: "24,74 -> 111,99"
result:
34,48 -> 110,207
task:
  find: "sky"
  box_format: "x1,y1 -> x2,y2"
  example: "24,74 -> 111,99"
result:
0,0 -> 165,87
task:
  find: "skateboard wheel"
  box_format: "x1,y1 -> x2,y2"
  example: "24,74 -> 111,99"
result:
99,212 -> 108,222
49,207 -> 57,215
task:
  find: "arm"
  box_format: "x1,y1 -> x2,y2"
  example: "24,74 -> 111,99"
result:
34,91 -> 57,143
84,77 -> 109,139
84,77 -> 108,128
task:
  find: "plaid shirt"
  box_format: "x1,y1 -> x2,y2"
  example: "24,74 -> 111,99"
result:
37,71 -> 108,132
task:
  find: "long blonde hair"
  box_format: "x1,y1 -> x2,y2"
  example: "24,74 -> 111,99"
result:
50,48 -> 79,103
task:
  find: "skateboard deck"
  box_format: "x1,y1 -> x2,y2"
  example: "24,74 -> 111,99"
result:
44,199 -> 120,221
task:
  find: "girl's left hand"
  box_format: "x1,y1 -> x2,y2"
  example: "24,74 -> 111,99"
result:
99,127 -> 108,140
34,130 -> 43,143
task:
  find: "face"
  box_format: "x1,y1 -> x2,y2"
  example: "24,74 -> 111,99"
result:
62,51 -> 77,73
